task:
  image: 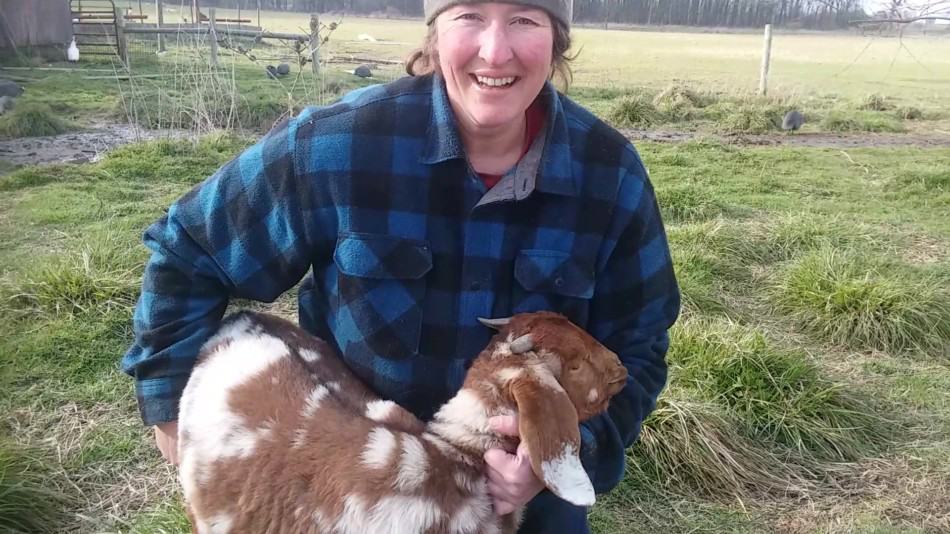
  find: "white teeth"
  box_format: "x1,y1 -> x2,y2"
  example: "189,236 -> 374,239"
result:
475,75 -> 516,87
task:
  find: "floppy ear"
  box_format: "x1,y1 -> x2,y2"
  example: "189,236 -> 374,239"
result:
509,369 -> 596,507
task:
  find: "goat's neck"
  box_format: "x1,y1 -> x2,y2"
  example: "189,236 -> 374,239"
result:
425,350 -> 519,460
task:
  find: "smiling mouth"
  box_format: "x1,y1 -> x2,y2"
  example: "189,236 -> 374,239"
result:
471,74 -> 518,89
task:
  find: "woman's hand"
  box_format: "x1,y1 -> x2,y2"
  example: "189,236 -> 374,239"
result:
154,420 -> 180,465
483,415 -> 545,515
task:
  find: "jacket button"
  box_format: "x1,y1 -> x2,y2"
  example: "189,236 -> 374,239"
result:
554,277 -> 565,288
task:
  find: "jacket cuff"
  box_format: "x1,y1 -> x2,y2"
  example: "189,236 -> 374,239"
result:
135,376 -> 189,426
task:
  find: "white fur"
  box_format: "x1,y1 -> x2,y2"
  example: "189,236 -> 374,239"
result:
299,347 -> 322,363
449,496 -> 493,534
428,389 -> 493,452
198,512 -> 234,534
540,443 -> 596,506
587,388 -> 599,403
332,494 -> 443,534
302,385 -> 330,419
495,367 -> 524,383
179,329 -> 289,503
365,400 -> 398,422
361,427 -> 397,469
394,434 -> 429,491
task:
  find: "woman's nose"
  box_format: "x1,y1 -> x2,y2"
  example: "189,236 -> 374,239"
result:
479,23 -> 514,66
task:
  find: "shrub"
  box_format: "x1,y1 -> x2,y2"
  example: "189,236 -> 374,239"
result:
772,247 -> 950,354
0,102 -> 71,138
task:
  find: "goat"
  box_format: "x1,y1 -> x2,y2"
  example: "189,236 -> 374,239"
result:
178,310 -> 628,534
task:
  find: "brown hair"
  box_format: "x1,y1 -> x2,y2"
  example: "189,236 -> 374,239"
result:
405,18 -> 574,91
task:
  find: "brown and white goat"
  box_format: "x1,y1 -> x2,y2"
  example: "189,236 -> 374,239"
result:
178,311 -> 628,534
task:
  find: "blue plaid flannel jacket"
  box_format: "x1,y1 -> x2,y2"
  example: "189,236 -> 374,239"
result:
122,73 -> 680,494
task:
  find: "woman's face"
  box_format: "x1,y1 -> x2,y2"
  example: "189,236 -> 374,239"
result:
435,3 -> 554,133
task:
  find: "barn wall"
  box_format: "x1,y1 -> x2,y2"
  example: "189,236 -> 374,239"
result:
0,0 -> 73,48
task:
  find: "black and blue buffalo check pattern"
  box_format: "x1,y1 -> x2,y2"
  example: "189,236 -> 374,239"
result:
122,73 -> 680,494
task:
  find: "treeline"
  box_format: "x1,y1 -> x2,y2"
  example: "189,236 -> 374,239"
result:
198,0 -> 867,29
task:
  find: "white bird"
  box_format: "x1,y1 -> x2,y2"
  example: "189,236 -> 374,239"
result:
67,37 -> 80,62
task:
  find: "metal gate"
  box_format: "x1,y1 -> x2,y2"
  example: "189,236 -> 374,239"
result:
70,0 -> 119,57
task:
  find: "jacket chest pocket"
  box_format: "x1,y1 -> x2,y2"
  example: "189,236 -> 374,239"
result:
332,233 -> 432,360
512,249 -> 595,325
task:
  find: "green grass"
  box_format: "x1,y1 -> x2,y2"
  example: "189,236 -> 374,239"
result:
0,102 -> 73,138
772,247 -> 950,355
0,440 -> 72,534
669,318 -> 888,460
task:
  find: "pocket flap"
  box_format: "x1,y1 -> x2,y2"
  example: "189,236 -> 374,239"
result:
334,233 -> 432,279
514,250 -> 595,299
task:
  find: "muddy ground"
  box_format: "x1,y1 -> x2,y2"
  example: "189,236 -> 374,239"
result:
0,122 -> 192,168
623,128 -> 950,148
2,123 -> 950,171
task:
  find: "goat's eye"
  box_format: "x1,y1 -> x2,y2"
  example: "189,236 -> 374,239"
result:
569,364 -> 581,372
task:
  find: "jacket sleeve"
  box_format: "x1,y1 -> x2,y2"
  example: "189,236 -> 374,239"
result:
120,116 -> 318,426
578,162 -> 681,494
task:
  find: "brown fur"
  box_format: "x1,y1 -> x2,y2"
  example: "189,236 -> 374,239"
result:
179,311 -> 627,534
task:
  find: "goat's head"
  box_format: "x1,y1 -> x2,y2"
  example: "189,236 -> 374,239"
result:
478,311 -> 628,507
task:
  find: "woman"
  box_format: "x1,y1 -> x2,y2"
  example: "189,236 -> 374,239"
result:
122,0 -> 680,531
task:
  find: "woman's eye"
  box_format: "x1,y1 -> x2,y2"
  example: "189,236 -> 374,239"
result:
513,17 -> 540,26
456,12 -> 481,21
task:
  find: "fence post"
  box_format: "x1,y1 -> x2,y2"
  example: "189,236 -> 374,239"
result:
155,0 -> 165,53
115,6 -> 129,67
310,14 -> 320,76
209,7 -> 218,68
758,23 -> 772,96
257,0 -> 262,28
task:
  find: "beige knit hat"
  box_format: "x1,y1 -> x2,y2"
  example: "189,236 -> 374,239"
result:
424,0 -> 572,29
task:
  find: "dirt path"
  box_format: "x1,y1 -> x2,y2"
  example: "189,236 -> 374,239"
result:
623,129 -> 950,148
3,124 -> 949,171
0,123 -> 191,167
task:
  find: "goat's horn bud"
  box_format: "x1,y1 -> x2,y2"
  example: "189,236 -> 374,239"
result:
509,334 -> 534,354
478,317 -> 511,330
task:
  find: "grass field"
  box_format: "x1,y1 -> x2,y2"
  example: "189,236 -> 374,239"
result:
1,9 -> 949,534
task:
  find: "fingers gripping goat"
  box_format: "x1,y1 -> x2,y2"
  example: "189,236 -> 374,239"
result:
178,311 -> 628,534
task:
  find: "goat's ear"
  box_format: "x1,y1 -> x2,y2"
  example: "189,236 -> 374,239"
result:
510,369 -> 595,507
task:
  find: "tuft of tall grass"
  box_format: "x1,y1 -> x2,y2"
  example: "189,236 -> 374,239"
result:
0,231 -> 143,319
629,395 -> 811,497
894,106 -> 923,120
667,318 -> 890,460
772,247 -> 950,354
608,93 -> 661,127
712,103 -> 781,134
0,440 -> 71,534
0,102 -> 72,138
822,111 -> 905,133
859,93 -> 892,111
652,84 -> 715,122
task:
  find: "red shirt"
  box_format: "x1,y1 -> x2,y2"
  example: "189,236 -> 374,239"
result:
478,98 -> 546,189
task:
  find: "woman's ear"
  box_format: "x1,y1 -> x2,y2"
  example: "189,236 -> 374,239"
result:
509,367 -> 595,506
